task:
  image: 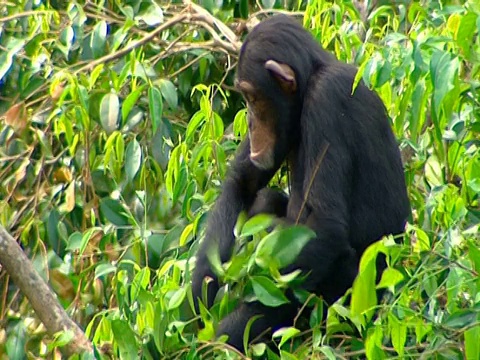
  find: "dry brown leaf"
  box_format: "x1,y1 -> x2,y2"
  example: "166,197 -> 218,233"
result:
50,269 -> 75,301
104,243 -> 120,262
51,83 -> 65,101
14,158 -> 30,183
64,180 -> 76,213
3,102 -> 28,133
83,230 -> 103,257
53,167 -> 73,183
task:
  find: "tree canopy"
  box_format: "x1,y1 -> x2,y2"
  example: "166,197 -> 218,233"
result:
1,0 -> 480,359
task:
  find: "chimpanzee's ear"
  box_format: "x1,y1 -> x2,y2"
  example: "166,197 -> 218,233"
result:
264,60 -> 297,93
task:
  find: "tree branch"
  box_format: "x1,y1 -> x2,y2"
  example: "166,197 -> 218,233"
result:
74,2 -> 243,74
0,226 -> 93,355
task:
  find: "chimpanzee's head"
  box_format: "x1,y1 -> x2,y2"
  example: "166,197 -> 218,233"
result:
235,60 -> 296,170
235,15 -> 327,170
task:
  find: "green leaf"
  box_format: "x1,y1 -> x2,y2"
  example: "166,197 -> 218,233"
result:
255,225 -> 316,269
206,244 -> 225,278
468,240 -> 480,282
365,324 -> 386,359
250,276 -> 289,307
201,0 -> 215,13
251,343 -> 267,357
389,314 -> 407,357
261,0 -> 275,9
457,12 -> 478,59
48,330 -> 74,350
46,211 -> 64,256
131,268 -> 150,300
233,211 -> 248,238
66,232 -> 83,251
148,86 -> 163,134
376,60 -> 392,87
6,322 -> 27,359
243,314 -> 262,353
182,181 -> 196,218
138,3 -> 164,26
239,0 -> 248,19
122,86 -> 144,123
272,327 -> 301,347
413,227 -> 430,253
414,318 -> 432,343
443,309 -> 478,329
276,269 -> 302,284
186,111 -> 206,143
79,227 -> 100,256
111,26 -> 129,52
422,273 -> 438,298
159,79 -> 178,109
58,26 -> 74,58
99,93 -> 120,134
95,263 -> 117,278
115,134 -> 125,178
233,109 -> 247,138
167,287 -> 187,310
430,50 -> 457,118
123,107 -> 144,132
354,56 -> 371,92
100,198 -> 130,226
125,139 -> 142,182
153,306 -> 168,352
212,113 -> 224,140
320,346 -> 337,360
111,320 -> 138,359
172,161 -> 187,204
377,268 -> 404,289
279,351 -> 298,360
424,155 -> 443,187
465,324 -> 480,360
240,214 -> 274,237
351,242 -> 381,322
351,263 -> 377,322
0,39 -> 25,81
91,20 -> 107,58
409,79 -> 427,142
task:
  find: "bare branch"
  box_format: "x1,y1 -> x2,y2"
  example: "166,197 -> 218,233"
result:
186,1 -> 242,50
74,2 -> 243,74
74,12 -> 190,73
0,226 -> 93,355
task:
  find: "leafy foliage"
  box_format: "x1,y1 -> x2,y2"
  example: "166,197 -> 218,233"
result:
1,0 -> 480,359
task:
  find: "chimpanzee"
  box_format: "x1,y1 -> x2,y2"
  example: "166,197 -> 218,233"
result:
191,14 -> 410,351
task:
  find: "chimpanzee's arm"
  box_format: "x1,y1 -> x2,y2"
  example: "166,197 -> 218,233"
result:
192,139 -> 279,309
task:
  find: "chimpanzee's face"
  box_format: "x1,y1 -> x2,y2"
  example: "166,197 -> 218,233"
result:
235,80 -> 276,169
235,60 -> 297,170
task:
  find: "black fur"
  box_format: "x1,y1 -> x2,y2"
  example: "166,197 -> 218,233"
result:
192,14 -> 410,351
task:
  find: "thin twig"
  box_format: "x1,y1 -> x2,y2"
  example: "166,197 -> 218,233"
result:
74,12 -> 189,73
0,10 -> 55,23
159,41 -> 230,58
293,293 -> 317,325
163,28 -> 195,54
295,143 -> 330,224
167,52 -> 209,79
186,1 -> 241,48
189,19 -> 239,53
431,249 -> 478,276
